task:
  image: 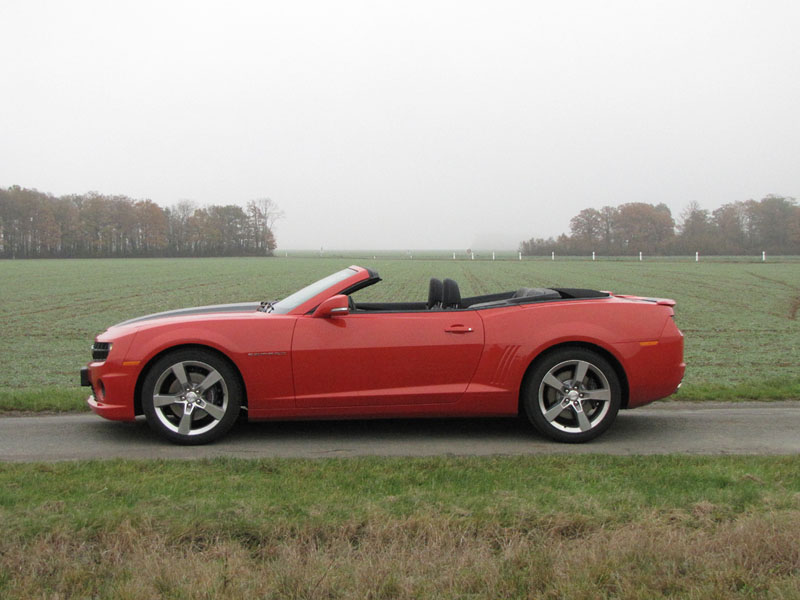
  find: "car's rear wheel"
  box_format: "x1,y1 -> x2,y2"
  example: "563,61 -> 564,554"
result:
522,348 -> 621,443
141,349 -> 241,445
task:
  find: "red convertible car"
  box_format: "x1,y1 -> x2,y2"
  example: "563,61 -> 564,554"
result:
81,266 -> 684,444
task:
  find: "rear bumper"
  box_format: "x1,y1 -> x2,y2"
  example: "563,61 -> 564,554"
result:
624,324 -> 685,408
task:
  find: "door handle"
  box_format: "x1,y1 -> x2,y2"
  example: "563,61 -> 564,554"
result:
445,325 -> 474,333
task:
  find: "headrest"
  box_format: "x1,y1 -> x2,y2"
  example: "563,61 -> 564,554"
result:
427,278 -> 443,308
442,278 -> 461,308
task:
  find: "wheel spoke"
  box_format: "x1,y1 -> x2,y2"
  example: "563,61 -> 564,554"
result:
543,372 -> 565,391
544,400 -> 568,422
171,363 -> 189,388
573,361 -> 590,385
196,370 -> 222,394
583,388 -> 611,402
200,402 -> 225,420
574,405 -> 592,432
178,405 -> 194,435
153,394 -> 179,408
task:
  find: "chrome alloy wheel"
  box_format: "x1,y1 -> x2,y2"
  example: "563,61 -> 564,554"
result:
537,359 -> 612,434
151,360 -> 229,437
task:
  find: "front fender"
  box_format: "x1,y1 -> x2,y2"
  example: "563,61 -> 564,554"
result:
124,316 -> 297,411
125,324 -> 244,364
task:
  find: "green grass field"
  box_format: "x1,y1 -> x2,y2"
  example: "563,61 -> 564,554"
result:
2,260 -> 799,598
1,455 -> 799,598
1,256 -> 798,411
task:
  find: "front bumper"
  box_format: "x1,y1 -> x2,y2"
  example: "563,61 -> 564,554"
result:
81,362 -> 138,422
87,393 -> 137,421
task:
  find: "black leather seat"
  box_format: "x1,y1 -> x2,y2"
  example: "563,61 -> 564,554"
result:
427,278 -> 443,309
442,278 -> 461,309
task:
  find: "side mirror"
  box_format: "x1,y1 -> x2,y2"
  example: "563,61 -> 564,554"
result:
312,294 -> 350,318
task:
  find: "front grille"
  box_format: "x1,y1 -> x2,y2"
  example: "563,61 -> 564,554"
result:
92,342 -> 112,361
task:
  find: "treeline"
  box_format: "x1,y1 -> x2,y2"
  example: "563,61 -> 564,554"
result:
0,186 -> 281,258
521,195 -> 800,256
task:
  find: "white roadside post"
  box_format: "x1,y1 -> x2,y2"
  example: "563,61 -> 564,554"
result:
518,251 -> 522,261
695,251 -> 699,262
592,251 -> 595,261
639,251 -> 642,262
492,251 -> 495,260
551,251 -> 555,261
762,251 -> 766,262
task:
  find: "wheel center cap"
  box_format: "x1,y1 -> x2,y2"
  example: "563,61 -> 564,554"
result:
186,391 -> 199,404
567,390 -> 580,402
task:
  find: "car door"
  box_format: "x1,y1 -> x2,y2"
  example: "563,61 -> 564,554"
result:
291,310 -> 484,407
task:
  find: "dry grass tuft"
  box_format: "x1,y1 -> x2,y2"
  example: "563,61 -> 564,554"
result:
2,510 -> 799,599
3,455 -> 799,597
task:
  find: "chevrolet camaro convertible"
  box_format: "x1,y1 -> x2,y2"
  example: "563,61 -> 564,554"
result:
82,266 -> 685,445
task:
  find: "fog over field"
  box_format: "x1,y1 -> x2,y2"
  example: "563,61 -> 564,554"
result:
1,1 -> 799,249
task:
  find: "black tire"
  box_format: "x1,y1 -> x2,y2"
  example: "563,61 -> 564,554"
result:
141,349 -> 242,445
522,348 -> 621,443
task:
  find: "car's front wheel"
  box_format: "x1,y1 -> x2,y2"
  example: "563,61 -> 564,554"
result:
522,348 -> 621,443
141,349 -> 242,444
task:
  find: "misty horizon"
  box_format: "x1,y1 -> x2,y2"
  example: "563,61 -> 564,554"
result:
2,1 -> 798,250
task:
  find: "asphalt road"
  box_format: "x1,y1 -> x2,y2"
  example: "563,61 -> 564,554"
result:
1,401 -> 798,462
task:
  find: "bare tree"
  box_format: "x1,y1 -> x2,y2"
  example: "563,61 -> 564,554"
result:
247,198 -> 283,255
677,201 -> 713,253
166,200 -> 196,255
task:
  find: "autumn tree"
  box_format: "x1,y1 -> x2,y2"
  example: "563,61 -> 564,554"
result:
569,208 -> 603,253
598,206 -> 619,254
613,202 -> 675,254
523,196 -> 798,257
711,201 -> 750,254
746,195 -> 799,254
135,200 -> 168,254
0,185 -> 283,258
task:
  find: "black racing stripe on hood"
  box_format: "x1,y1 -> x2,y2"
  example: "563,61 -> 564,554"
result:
115,302 -> 261,327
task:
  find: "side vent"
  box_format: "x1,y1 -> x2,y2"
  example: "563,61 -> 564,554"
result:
491,344 -> 520,386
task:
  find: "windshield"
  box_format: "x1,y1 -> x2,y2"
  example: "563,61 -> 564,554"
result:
269,268 -> 357,314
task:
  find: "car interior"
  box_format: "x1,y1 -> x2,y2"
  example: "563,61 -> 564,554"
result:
347,274 -> 609,313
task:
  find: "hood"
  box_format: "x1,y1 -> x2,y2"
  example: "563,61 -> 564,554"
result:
114,302 -> 262,327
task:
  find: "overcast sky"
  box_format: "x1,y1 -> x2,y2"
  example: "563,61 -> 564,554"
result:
1,1 -> 798,249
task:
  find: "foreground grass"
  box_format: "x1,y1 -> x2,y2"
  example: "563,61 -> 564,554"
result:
1,456 -> 799,598
1,257 -> 799,411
